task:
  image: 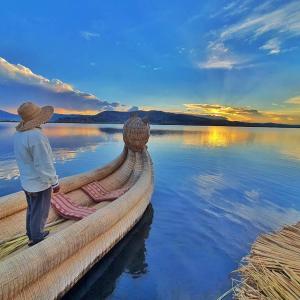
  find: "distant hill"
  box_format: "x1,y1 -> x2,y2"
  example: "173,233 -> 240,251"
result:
57,110 -> 221,125
0,110 -> 20,121
0,111 -> 83,122
0,109 -> 299,128
50,113 -> 84,122
56,110 -> 300,128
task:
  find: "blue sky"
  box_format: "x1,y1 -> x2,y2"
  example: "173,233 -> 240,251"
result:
0,0 -> 300,123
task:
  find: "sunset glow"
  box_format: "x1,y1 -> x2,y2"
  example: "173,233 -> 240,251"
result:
0,1 -> 299,124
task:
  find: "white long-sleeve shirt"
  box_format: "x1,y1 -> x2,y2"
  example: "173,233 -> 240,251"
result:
14,128 -> 59,192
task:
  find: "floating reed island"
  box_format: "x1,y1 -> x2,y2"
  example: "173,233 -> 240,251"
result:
0,115 -> 154,300
234,222 -> 300,299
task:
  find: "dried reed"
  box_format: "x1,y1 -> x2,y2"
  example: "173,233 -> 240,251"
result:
235,223 -> 300,299
0,219 -> 64,260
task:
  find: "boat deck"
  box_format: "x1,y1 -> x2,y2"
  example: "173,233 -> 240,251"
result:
0,148 -> 138,260
2,201 -> 111,260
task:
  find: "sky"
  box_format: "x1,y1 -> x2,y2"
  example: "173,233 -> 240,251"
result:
0,0 -> 300,124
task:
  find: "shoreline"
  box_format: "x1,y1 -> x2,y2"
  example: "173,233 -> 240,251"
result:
1,120 -> 299,129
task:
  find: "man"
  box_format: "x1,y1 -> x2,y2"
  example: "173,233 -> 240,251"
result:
14,102 -> 60,246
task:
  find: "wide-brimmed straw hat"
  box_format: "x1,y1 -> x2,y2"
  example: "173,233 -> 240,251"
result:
16,102 -> 54,132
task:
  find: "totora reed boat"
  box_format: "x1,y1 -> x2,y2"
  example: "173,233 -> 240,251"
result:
0,115 -> 154,300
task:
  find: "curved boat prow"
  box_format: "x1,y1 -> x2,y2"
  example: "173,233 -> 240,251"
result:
0,116 -> 154,300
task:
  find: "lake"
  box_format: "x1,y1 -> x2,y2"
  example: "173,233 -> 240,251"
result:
0,122 -> 300,299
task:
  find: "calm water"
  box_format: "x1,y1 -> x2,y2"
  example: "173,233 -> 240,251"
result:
1,122 -> 300,299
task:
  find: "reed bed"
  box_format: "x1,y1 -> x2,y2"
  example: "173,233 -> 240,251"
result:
0,219 -> 64,260
234,223 -> 300,299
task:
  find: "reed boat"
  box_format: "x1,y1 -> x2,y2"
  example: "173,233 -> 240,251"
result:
0,116 -> 153,300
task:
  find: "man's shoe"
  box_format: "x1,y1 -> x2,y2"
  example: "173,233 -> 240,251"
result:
43,230 -> 50,238
28,231 -> 50,247
28,240 -> 38,247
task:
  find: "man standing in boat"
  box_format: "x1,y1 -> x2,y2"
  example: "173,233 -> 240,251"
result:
14,102 -> 60,246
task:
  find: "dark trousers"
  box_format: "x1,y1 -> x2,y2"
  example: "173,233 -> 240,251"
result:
24,187 -> 52,242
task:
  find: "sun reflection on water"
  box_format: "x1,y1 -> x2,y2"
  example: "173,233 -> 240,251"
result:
182,127 -> 254,148
150,126 -> 300,161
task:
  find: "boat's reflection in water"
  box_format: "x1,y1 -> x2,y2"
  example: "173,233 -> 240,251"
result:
63,204 -> 154,300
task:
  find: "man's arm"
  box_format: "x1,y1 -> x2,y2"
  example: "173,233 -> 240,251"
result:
30,135 -> 60,192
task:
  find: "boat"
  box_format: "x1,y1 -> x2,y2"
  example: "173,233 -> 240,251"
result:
0,115 -> 154,300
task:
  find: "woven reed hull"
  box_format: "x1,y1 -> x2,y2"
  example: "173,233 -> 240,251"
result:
0,147 -> 154,300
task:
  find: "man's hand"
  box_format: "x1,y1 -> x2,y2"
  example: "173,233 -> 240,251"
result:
52,185 -> 60,193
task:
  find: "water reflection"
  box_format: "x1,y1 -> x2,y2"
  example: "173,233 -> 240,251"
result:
44,125 -> 103,137
0,123 -> 122,181
63,205 -> 153,300
181,127 -> 255,148
151,126 -> 300,161
100,126 -> 300,160
1,123 -> 299,183
0,123 -> 299,299
101,126 -> 255,147
0,158 -> 19,181
196,172 -> 300,232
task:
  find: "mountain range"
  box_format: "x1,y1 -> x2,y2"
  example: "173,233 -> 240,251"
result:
0,109 -> 299,128
0,110 -> 20,122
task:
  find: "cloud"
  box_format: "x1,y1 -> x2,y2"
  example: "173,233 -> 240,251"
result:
198,42 -> 250,70
185,103 -> 262,118
0,57 -> 55,86
285,96 -> 300,105
0,57 -> 75,93
220,2 -> 300,41
199,59 -> 237,70
201,1 -> 300,69
128,106 -> 139,112
260,38 -> 281,55
216,0 -> 252,18
0,57 -> 134,114
184,103 -> 300,124
80,31 -> 100,40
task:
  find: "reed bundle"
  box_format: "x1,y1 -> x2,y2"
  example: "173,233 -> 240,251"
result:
0,219 -> 63,260
123,115 -> 150,152
235,223 -> 300,299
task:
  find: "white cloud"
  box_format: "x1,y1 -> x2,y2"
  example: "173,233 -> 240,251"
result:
220,2 -> 300,41
0,57 -> 135,113
0,57 -> 74,93
209,0 -> 252,19
202,1 -> 300,69
80,31 -> 100,40
198,42 -> 249,70
0,57 -> 50,85
223,0 -> 252,17
286,96 -> 300,105
260,38 -> 281,55
199,58 -> 237,70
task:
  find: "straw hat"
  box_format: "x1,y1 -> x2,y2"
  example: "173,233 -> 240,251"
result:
16,102 -> 54,132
